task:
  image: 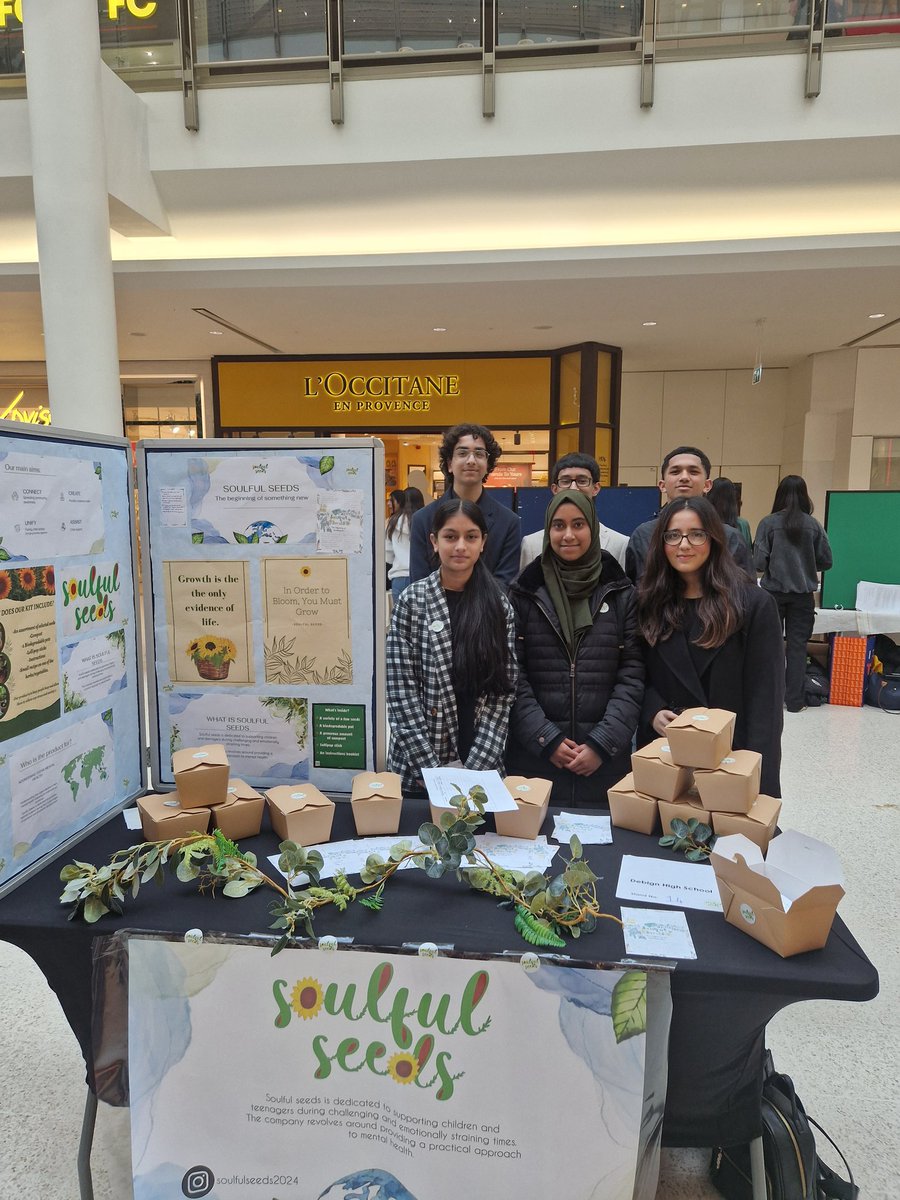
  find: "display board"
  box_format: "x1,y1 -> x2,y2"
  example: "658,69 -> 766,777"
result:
0,425 -> 144,899
516,486 -> 659,537
127,936 -> 667,1200
139,439 -> 386,794
822,490 -> 900,610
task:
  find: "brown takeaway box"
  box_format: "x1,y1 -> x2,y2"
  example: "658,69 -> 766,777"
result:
607,773 -> 658,835
693,749 -> 762,814
657,789 -> 710,835
710,831 -> 845,957
212,778 -> 265,840
494,776 -> 552,839
665,708 -> 735,770
172,744 -> 230,809
711,794 -> 782,852
267,784 -> 335,846
350,771 -> 403,836
631,738 -> 694,802
137,792 -> 211,841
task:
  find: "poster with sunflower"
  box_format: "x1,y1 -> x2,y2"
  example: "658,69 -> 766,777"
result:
163,561 -> 253,684
0,564 -> 61,743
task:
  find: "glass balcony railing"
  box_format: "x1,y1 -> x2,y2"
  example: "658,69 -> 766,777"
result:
1,0 -> 898,88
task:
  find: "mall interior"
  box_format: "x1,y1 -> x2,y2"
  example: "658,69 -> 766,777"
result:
0,1 -> 897,1197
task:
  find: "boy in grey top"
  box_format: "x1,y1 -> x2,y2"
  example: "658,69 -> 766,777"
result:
625,446 -> 755,581
519,453 -> 629,572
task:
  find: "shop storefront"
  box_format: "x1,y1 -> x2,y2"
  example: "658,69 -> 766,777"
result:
213,342 -> 621,499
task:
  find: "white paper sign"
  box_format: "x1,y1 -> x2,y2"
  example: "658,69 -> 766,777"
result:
0,451 -> 104,559
268,836 -> 424,882
616,855 -> 723,912
553,811 -> 613,845
468,833 -> 558,873
421,767 -> 517,812
621,907 -> 697,960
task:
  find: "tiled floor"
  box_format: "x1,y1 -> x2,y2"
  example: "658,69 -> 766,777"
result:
0,704 -> 895,1199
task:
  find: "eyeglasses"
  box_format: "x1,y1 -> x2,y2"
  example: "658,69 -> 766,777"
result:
556,475 -> 595,489
663,529 -> 709,547
452,447 -> 488,461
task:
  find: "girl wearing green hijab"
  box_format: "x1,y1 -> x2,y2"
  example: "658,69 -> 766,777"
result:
507,489 -> 644,805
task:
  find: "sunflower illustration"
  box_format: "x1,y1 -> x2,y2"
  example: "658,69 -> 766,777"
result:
300,566 -> 312,577
38,565 -> 55,594
68,579 -> 78,600
387,1053 -> 419,1085
0,573 -> 11,602
291,978 -> 324,1020
17,567 -> 37,594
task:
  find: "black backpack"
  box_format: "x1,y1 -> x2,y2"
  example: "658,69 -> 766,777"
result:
710,1053 -> 858,1200
804,658 -> 830,708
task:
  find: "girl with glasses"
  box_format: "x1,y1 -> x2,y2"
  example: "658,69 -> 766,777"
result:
637,497 -> 784,796
506,489 -> 643,804
386,499 -> 517,795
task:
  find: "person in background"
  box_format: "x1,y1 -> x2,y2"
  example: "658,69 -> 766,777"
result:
754,475 -> 833,714
385,486 -> 424,604
708,476 -> 752,548
625,446 -> 755,581
409,423 -> 521,590
637,497 -> 784,796
507,489 -> 643,804
518,452 -> 629,573
387,499 -> 517,795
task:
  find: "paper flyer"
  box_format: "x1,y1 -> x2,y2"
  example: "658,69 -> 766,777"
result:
163,560 -> 253,685
168,692 -> 309,782
0,451 -> 104,560
0,565 -> 60,743
188,454 -> 320,546
129,941 -> 652,1200
317,489 -> 364,554
262,557 -> 352,685
60,630 -> 127,712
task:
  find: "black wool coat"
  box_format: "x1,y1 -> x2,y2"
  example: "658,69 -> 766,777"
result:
638,584 -> 785,797
506,554 -> 644,805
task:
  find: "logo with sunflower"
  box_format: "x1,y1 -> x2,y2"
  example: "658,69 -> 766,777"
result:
291,978 -> 324,1020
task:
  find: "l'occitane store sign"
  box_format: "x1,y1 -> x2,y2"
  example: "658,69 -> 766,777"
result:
216,357 -> 552,430
0,0 -> 156,25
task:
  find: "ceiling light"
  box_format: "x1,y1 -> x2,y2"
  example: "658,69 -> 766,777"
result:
130,331 -> 146,337
210,330 -> 224,336
534,324 -> 552,330
171,426 -> 181,434
642,321 -> 657,327
868,312 -> 886,319
433,326 -> 447,332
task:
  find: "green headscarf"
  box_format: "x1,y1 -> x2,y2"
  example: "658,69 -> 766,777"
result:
540,489 -> 604,655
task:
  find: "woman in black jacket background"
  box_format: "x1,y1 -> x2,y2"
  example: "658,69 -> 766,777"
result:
637,497 -> 784,797
507,489 -> 643,804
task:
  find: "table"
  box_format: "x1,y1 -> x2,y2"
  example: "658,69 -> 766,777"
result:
0,799 -> 878,1151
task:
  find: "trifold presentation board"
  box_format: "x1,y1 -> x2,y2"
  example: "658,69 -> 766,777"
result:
0,428 -> 385,899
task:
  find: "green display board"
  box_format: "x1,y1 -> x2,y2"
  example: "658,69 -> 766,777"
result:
822,490 -> 900,609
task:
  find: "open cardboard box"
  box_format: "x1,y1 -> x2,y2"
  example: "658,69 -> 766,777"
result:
172,744 -> 230,810
212,778 -> 265,841
693,750 -> 761,814
710,830 -> 845,956
607,772 -> 658,835
494,776 -> 552,839
137,792 -> 211,841
631,738 -> 694,802
665,708 -> 735,770
657,789 -> 709,835
267,784 -> 335,846
711,794 -> 782,852
350,771 -> 403,836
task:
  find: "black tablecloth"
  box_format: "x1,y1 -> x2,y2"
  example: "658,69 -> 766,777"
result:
0,800 -> 878,1147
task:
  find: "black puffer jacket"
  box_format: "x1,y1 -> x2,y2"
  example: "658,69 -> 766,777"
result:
506,554 -> 644,805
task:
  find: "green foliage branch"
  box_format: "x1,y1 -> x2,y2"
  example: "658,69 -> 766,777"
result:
659,816 -> 717,861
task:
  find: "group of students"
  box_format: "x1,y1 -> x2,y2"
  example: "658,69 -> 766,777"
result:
385,424 -> 832,807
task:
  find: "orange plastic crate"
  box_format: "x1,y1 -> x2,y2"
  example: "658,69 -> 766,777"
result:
829,635 -> 874,707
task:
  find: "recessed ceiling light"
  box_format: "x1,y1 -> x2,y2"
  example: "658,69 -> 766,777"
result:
868,312 -> 886,319
210,330 -> 224,335
534,324 -> 552,330
433,326 -> 447,333
642,321 -> 657,327
129,331 -> 146,337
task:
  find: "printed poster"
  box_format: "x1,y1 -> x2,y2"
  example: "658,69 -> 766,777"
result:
60,630 -> 127,712
8,709 -> 114,854
59,561 -> 123,638
0,451 -> 104,560
129,942 -> 653,1200
317,490 -> 364,555
189,455 -> 319,546
169,692 -> 309,782
0,564 -> 60,742
163,561 -> 253,685
263,558 -> 352,685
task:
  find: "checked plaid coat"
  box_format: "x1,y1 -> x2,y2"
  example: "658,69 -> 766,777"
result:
386,569 -> 517,794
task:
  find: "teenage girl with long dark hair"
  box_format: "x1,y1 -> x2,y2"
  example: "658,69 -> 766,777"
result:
386,499 -> 517,794
637,497 -> 784,796
754,475 -> 832,713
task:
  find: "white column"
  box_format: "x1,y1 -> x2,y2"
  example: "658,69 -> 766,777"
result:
23,0 -> 123,436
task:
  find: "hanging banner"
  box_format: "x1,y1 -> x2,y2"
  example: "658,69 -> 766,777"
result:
128,940 -> 659,1200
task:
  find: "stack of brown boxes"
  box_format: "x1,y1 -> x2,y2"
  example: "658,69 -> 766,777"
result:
608,708 -> 782,850
137,744 -> 265,841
